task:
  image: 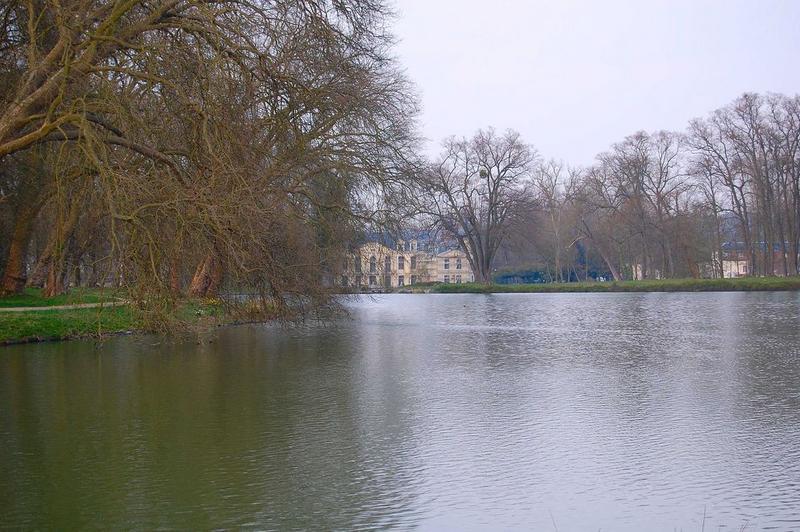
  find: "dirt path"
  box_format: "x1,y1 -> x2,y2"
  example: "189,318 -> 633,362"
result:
0,301 -> 128,313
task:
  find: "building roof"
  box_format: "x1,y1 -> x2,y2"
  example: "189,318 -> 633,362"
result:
362,228 -> 463,255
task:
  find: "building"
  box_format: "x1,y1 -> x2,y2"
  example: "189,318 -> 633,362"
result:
432,248 -> 472,284
710,242 -> 792,278
339,239 -> 474,290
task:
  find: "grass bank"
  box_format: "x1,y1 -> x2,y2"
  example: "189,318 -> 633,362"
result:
0,287 -> 122,308
0,289 -> 232,345
429,276 -> 800,294
0,306 -> 140,344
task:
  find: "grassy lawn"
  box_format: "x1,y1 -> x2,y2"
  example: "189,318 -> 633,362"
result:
430,276 -> 800,294
0,287 -> 122,308
0,306 -> 140,344
0,289 -> 234,344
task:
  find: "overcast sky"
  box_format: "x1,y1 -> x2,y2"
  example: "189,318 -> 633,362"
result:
392,0 -> 800,166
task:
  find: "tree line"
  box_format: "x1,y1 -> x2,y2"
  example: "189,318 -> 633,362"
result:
419,93 -> 800,283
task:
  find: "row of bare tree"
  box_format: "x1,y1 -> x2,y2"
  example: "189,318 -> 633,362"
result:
419,93 -> 800,283
0,0 -> 419,317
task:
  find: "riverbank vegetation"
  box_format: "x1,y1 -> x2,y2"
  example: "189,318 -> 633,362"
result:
429,277 -> 800,294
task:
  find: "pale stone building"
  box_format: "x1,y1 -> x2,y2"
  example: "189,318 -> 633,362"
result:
720,258 -> 749,278
339,239 -> 474,289
430,249 -> 474,284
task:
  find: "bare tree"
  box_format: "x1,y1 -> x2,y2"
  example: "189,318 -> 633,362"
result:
422,92 -> 799,284
0,0 -> 421,321
533,160 -> 579,282
420,128 -> 536,284
687,93 -> 800,277
573,164 -> 627,281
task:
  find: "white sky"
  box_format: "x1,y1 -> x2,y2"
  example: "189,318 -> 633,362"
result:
392,0 -> 800,166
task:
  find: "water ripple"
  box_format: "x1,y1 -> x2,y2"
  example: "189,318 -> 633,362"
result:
1,292 -> 800,530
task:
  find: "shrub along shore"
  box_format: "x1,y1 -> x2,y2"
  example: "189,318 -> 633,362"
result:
427,277 -> 800,294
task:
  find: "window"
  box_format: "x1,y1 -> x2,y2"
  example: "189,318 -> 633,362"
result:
384,274 -> 392,287
404,241 -> 410,251
444,258 -> 450,270
410,256 -> 416,270
456,258 -> 462,270
355,275 -> 362,286
354,256 -> 361,273
398,255 -> 404,270
369,256 -> 377,273
341,275 -> 348,286
369,275 -> 377,286
410,275 -> 417,285
398,275 -> 405,286
456,274 -> 462,284
444,275 -> 450,283
384,256 -> 391,273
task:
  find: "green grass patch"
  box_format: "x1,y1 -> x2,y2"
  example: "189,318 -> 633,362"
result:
0,306 -> 140,344
0,290 -> 268,345
431,276 -> 800,294
0,287 -> 122,308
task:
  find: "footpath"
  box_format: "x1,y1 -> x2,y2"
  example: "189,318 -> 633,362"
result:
0,301 -> 128,313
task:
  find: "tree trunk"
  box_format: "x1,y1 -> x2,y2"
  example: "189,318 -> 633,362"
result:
641,235 -> 650,279
684,242 -> 700,279
713,211 -> 724,279
0,204 -> 37,294
27,241 -> 54,288
188,256 -> 211,297
42,264 -> 64,297
188,253 -> 223,297
554,246 -> 561,282
584,244 -> 589,281
475,267 -> 491,285
170,255 -> 183,295
40,247 -> 68,298
596,245 -> 621,282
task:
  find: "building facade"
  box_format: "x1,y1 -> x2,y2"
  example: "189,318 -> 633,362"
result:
339,240 -> 474,289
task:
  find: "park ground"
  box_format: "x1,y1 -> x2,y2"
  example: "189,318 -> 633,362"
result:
0,288 -> 227,345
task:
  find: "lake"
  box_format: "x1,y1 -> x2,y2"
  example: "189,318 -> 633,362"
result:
2,292 -> 800,530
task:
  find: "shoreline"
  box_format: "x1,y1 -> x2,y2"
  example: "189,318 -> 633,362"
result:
0,315 -> 278,347
4,277 -> 799,345
424,277 -> 800,294
0,328 -> 141,347
0,290 -> 243,347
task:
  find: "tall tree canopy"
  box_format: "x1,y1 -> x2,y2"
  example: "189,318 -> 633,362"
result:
0,0 -> 419,318
420,129 -> 536,284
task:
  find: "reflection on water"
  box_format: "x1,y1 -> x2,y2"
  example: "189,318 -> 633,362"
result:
2,292 -> 800,530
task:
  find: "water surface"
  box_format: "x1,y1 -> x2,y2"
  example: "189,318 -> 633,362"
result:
2,292 -> 800,530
